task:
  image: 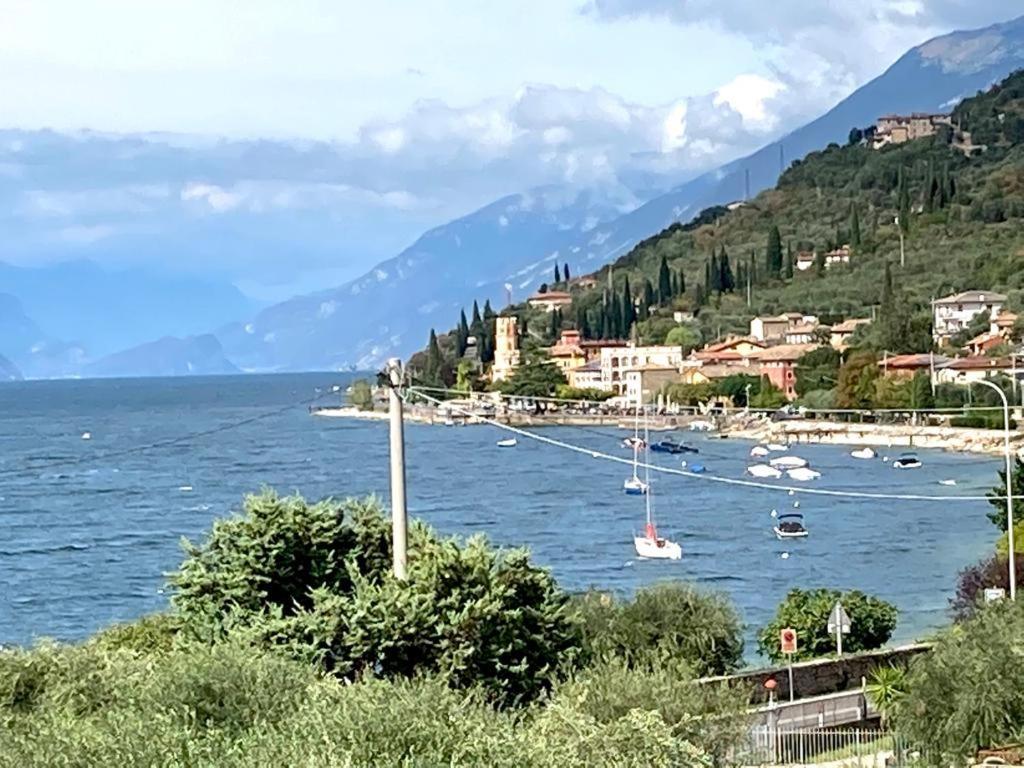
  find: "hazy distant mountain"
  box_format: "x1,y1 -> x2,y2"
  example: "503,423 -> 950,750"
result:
0,261 -> 258,359
84,334 -> 238,378
217,185 -> 638,370
218,14 -> 1024,371
0,353 -> 22,382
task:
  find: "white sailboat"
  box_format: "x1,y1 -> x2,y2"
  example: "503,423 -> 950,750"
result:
623,408 -> 648,495
633,419 -> 681,560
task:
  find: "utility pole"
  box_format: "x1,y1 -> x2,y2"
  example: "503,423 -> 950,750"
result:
975,379 -> 1016,600
387,358 -> 408,579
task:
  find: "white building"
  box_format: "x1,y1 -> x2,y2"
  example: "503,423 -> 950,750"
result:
932,290 -> 1007,345
600,344 -> 684,396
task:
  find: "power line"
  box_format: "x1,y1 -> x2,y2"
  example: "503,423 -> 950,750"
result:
409,387 -> 1020,502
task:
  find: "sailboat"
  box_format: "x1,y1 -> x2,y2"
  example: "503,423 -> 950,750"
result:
633,418 -> 681,560
623,408 -> 648,495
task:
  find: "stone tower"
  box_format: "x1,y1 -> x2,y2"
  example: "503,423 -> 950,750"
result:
491,316 -> 520,382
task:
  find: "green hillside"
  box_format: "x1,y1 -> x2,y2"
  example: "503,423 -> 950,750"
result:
412,70 -> 1024,382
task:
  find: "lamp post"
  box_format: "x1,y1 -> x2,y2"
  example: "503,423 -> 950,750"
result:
974,378 -> 1016,600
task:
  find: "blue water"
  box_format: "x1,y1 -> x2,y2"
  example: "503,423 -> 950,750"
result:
0,373 -> 1002,655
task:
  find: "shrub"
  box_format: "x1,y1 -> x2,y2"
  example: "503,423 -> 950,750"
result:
758,588 -> 897,663
573,583 -> 744,676
892,600 -> 1024,765
170,491 -> 583,705
950,552 -> 1024,622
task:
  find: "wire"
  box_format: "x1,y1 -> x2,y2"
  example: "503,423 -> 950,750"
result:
409,387 -> 1022,502
2,390 -> 335,479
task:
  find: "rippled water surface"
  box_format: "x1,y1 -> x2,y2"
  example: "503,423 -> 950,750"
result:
0,374 -> 1002,653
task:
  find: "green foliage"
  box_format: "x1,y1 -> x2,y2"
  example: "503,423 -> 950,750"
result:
573,583 -> 744,677
713,373 -> 762,407
987,457 -> 1024,532
497,353 -> 567,398
765,225 -> 783,278
0,643 -> 712,768
757,588 -> 898,663
865,664 -> 906,725
555,385 -> 614,402
349,378 -> 374,411
950,552 -> 1024,622
87,613 -> 179,656
662,382 -> 713,406
892,600 -> 1024,765
749,378 -> 787,409
170,491 -> 581,705
836,350 -> 879,408
794,346 -> 841,396
663,323 -> 701,352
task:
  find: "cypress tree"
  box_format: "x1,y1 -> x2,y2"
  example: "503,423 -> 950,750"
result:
677,268 -> 686,296
425,329 -> 442,383
719,246 -> 734,292
704,259 -> 713,294
897,167 -> 910,235
694,283 -> 706,307
784,242 -> 794,279
922,161 -> 936,213
471,300 -> 482,330
622,277 -> 635,333
549,307 -> 560,340
766,225 -> 783,277
657,256 -> 672,303
850,204 -> 861,246
643,279 -> 655,312
457,309 -> 469,357
881,260 -> 894,313
483,299 -> 495,319
709,252 -> 721,294
554,264 -> 562,283
814,250 -> 826,278
610,293 -> 623,338
563,263 -> 570,281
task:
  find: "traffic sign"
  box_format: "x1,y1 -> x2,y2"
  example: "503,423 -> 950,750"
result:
827,602 -> 851,634
780,627 -> 798,655
984,587 -> 1006,603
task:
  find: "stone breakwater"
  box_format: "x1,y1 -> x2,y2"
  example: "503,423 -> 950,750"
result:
725,417 -> 1024,457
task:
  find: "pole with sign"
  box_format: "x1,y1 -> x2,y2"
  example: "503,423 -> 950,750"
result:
780,628 -> 797,701
827,602 -> 851,656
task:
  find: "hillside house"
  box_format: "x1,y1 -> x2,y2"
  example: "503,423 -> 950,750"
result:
879,353 -> 949,380
795,251 -> 817,271
567,359 -> 602,390
624,365 -> 682,408
527,290 -> 573,312
600,344 -> 684,397
750,313 -> 820,344
830,318 -> 870,349
935,356 -> 1019,385
546,329 -> 586,375
753,343 -> 818,400
785,323 -> 821,345
690,336 -> 766,366
872,113 -> 951,149
932,290 -> 1007,345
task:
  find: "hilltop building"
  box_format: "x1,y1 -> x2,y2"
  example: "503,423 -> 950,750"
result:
931,290 -> 1007,345
490,316 -> 520,383
527,290 -> 573,312
872,113 -> 951,149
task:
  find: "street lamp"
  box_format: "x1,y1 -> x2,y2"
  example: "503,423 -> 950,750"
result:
973,378 -> 1017,600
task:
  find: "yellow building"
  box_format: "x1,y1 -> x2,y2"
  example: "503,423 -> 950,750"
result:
490,316 -> 520,382
547,329 -> 587,375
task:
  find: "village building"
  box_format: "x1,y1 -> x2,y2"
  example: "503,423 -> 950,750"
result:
599,343 -> 684,397
749,313 -> 820,344
678,364 -> 743,386
784,323 -> 822,345
823,245 -> 852,268
490,316 -> 520,383
567,359 -> 602,390
932,290 -> 1007,345
934,356 -> 1018,385
991,310 -> 1019,337
830,318 -> 871,349
872,113 -> 951,149
624,365 -> 683,408
752,343 -> 818,400
690,336 -> 766,366
526,290 -> 573,313
795,251 -> 817,271
546,329 -> 586,375
879,353 -> 949,380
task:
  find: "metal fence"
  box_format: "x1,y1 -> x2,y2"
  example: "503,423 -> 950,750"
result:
736,726 -> 910,767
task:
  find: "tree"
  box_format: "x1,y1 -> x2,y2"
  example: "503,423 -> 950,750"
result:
848,126 -> 863,145
424,329 -> 443,385
664,325 -> 701,354
719,246 -> 734,292
350,379 -> 374,411
554,264 -> 562,283
708,252 -> 721,294
835,351 -> 880,408
563,263 -> 570,281
677,268 -> 686,296
987,456 -> 1024,532
713,374 -> 762,407
794,347 -> 841,397
657,256 -> 672,303
951,552 -> 1024,622
457,309 -> 470,357
749,378 -> 786,409
471,300 -> 482,333
897,166 -> 910,235
498,353 -> 567,398
784,243 -> 794,279
171,491 -> 583,706
454,359 -> 481,393
849,204 -> 861,247
814,249 -> 826,278
621,277 -> 635,333
757,588 -> 897,663
765,225 -> 783,278
483,299 -> 495,319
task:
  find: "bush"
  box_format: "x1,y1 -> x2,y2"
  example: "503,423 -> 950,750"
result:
950,552 -> 1024,622
573,583 -> 744,676
892,600 -> 1024,765
0,643 -> 712,768
758,588 -> 897,663
170,491 -> 582,706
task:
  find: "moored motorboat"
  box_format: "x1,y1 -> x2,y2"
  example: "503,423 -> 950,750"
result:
786,467 -> 821,481
770,455 -> 809,469
774,513 -> 809,539
650,438 -> 698,454
750,445 -> 770,458
766,443 -> 787,452
623,477 -> 648,495
851,447 -> 876,459
747,464 -> 783,479
496,438 -> 517,448
893,453 -> 922,469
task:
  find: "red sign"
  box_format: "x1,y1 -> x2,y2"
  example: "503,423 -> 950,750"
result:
780,628 -> 798,655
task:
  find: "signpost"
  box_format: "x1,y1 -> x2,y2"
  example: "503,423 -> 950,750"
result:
985,587 -> 1007,603
780,628 -> 797,701
827,601 -> 852,656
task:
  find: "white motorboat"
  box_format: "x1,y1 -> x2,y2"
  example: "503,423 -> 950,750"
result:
770,455 -> 809,469
893,453 -> 922,469
766,443 -> 787,452
81,432 -> 92,440
747,464 -> 783,479
851,447 -> 876,460
496,438 -> 517,448
633,418 -> 682,560
939,479 -> 957,486
689,420 -> 714,432
786,467 -> 821,482
774,513 -> 809,539
750,445 -> 770,458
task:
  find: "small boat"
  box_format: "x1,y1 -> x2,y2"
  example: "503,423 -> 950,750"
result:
178,485 -> 194,493
689,420 -> 714,432
623,477 -> 648,495
939,479 -> 957,486
650,439 -> 699,455
774,513 -> 808,539
496,438 -> 518,448
747,464 -> 783,479
893,453 -> 922,469
750,445 -> 770,458
633,419 -> 682,560
851,447 -> 876,460
787,467 -> 821,482
622,436 -> 646,450
444,417 -> 455,427
770,455 -> 809,469
766,443 -> 787,452
686,462 -> 706,474
81,432 -> 92,440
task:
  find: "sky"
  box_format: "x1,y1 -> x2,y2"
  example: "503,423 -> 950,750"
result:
0,0 -> 1018,300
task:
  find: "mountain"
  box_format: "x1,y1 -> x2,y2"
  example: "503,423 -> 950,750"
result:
0,261 -> 258,359
222,15 -> 1024,371
0,353 -> 22,382
217,186 -> 638,371
84,334 -> 239,378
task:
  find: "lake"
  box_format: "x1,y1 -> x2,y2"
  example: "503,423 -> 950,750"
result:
0,373 -> 1001,656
